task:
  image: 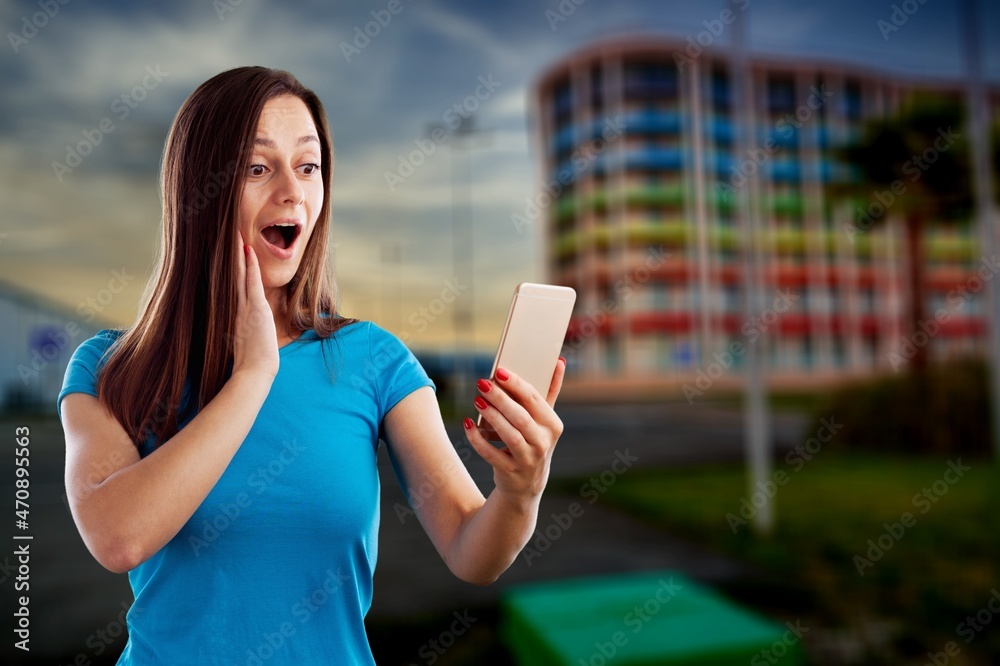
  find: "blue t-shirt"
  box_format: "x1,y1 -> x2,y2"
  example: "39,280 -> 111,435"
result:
56,319 -> 436,665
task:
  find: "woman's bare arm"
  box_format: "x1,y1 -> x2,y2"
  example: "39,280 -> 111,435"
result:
382,362 -> 565,585
62,237 -> 279,573
61,369 -> 273,573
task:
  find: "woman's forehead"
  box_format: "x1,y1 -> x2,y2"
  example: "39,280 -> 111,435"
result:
256,95 -> 317,138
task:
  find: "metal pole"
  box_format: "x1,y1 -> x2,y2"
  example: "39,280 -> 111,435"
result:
960,0 -> 1000,458
427,116 -> 489,416
452,122 -> 475,417
731,0 -> 774,534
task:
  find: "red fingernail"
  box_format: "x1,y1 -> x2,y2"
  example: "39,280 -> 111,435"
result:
474,396 -> 489,410
464,417 -> 474,430
496,367 -> 510,381
244,244 -> 249,256
477,378 -> 491,393
559,356 -> 566,365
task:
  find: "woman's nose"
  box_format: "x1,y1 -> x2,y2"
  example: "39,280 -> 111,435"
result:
274,167 -> 304,205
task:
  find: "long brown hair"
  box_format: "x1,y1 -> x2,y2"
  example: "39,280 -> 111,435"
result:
95,66 -> 360,449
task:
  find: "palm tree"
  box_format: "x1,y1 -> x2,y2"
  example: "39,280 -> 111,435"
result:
829,94 -> 973,373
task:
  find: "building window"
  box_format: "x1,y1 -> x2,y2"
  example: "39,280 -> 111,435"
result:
717,203 -> 735,226
623,60 -> 679,102
672,338 -> 699,370
652,282 -> 669,310
767,74 -> 796,115
864,335 -> 878,368
798,286 -> 810,312
555,143 -> 574,164
844,79 -> 862,122
553,79 -> 572,124
556,211 -> 576,232
802,335 -> 813,369
605,336 -> 621,373
724,284 -> 741,313
860,287 -> 875,313
655,337 -> 671,370
832,335 -> 846,367
590,64 -> 603,111
711,67 -> 730,113
812,287 -> 832,314
829,289 -> 842,314
814,77 -> 828,120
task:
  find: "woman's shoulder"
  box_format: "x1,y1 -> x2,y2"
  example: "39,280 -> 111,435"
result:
313,313 -> 366,336
91,327 -> 127,343
72,327 -> 127,360
60,329 -> 127,381
312,314 -> 376,337
315,317 -> 414,357
360,319 -> 411,347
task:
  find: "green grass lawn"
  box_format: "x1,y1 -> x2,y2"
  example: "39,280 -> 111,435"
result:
590,454 -> 1000,663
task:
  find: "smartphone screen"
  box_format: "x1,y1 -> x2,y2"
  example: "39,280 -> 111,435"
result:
477,282 -> 576,442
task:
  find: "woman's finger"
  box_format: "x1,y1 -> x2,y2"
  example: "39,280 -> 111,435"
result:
237,231 -> 247,301
474,383 -> 536,455
545,357 -> 567,408
492,368 -> 562,439
245,241 -> 264,303
463,417 -> 509,470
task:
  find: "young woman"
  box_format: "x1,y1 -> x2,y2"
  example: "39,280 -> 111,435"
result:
56,66 -> 566,664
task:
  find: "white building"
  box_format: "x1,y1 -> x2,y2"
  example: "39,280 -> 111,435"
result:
0,279 -> 111,415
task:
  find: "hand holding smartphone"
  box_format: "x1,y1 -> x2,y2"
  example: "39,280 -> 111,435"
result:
477,282 -> 576,442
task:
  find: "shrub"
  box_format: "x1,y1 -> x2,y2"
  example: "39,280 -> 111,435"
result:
807,357 -> 994,457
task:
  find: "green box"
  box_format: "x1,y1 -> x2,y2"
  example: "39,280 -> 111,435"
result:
500,570 -> 805,665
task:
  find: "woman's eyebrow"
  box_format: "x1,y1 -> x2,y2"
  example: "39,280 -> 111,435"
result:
253,135 -> 319,148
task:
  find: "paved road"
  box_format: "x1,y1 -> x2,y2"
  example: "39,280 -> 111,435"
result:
0,401 -> 810,663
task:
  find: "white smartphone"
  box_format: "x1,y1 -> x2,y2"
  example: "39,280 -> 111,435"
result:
476,282 -> 577,442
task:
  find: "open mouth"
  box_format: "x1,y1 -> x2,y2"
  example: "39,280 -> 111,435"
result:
260,222 -> 301,251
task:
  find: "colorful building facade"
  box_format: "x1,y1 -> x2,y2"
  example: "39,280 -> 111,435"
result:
531,36 -> 997,385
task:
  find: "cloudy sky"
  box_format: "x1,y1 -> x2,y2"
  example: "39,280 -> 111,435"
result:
1,0 -> 998,351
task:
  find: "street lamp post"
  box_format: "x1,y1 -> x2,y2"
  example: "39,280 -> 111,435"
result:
426,115 -> 492,415
731,0 -> 774,535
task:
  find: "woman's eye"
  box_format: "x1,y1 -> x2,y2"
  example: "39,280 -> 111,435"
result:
300,163 -> 320,175
249,164 -> 267,177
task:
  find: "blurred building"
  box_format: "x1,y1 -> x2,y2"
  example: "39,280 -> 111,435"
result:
531,35 -> 998,387
0,279 -> 107,415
